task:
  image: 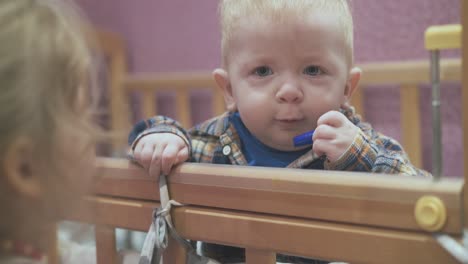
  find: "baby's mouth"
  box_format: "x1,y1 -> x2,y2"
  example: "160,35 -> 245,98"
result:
275,115 -> 304,122
277,119 -> 300,123
275,117 -> 305,126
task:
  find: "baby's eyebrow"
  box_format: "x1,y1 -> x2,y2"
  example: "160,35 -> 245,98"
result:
241,59 -> 271,69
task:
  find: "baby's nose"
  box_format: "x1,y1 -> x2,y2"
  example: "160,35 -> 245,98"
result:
276,82 -> 303,103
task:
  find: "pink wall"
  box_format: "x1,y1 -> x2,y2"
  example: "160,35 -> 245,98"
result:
78,0 -> 220,72
78,0 -> 463,176
353,0 -> 460,62
79,0 -> 460,70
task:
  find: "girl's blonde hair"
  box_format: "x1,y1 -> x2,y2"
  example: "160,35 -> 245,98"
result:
219,0 -> 354,67
0,0 -> 99,218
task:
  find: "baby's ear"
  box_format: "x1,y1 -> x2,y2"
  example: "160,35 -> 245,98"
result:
213,68 -> 237,112
3,137 -> 41,198
344,67 -> 362,102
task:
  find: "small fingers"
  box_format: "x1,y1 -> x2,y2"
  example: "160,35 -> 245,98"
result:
132,142 -> 142,163
139,143 -> 155,170
313,138 -> 348,162
148,142 -> 166,178
312,138 -> 332,157
176,147 -> 189,163
313,124 -> 336,141
161,144 -> 180,175
132,133 -> 189,177
317,110 -> 346,128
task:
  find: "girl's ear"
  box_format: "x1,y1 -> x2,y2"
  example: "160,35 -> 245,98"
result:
213,68 -> 237,112
4,137 -> 41,198
343,67 -> 362,102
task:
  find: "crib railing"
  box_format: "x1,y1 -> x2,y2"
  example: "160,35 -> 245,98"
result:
82,6 -> 468,263
64,157 -> 463,263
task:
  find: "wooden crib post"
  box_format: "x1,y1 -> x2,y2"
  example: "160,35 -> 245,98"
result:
47,223 -> 58,264
461,0 -> 468,230
142,90 -> 157,119
350,85 -> 365,119
95,29 -> 130,156
176,89 -> 191,128
213,87 -> 226,116
95,224 -> 117,264
400,84 -> 423,168
245,248 -> 276,264
163,235 -> 187,264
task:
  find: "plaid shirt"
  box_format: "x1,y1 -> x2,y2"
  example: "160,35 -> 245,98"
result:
129,104 -> 430,177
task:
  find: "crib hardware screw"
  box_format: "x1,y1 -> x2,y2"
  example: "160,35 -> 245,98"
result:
414,195 -> 447,232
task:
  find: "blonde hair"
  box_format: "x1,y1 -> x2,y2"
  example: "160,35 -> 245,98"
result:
0,0 -> 99,219
219,0 -> 354,67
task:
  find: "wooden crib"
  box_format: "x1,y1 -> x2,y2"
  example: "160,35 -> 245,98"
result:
58,3 -> 468,263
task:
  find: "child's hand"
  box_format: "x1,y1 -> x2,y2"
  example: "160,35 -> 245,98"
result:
133,133 -> 189,177
312,110 -> 359,162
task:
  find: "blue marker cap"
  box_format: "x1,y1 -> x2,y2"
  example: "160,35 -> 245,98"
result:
293,130 -> 314,147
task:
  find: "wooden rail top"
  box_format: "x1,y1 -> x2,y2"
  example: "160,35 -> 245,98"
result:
120,59 -> 460,91
95,158 -> 463,235
125,71 -> 215,91
358,58 -> 460,85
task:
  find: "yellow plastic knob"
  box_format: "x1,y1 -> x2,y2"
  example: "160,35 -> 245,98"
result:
425,24 -> 461,50
414,195 -> 447,232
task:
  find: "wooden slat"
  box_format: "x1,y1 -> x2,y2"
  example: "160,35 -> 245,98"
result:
170,166 -> 462,234
66,196 -> 156,231
95,225 -> 117,264
142,90 -> 156,118
212,88 -> 225,116
442,60 -> 462,81
94,158 -> 159,200
461,0 -> 468,229
64,196 -> 187,263
400,84 -> 423,168
164,236 -> 187,264
175,205 -> 459,264
108,52 -> 129,155
94,158 -> 463,234
95,28 -> 130,155
66,196 -> 459,264
359,59 -> 460,86
95,175 -> 158,201
246,248 -> 276,264
350,85 -> 365,119
125,71 -> 216,92
124,60 -> 461,92
47,223 -> 58,264
176,89 -> 191,128
95,29 -> 126,56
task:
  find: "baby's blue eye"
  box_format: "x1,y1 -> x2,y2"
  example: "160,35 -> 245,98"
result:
303,65 -> 322,76
253,66 -> 273,77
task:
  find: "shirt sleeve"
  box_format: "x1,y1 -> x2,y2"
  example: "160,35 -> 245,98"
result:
127,115 -> 192,155
324,122 -> 431,178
